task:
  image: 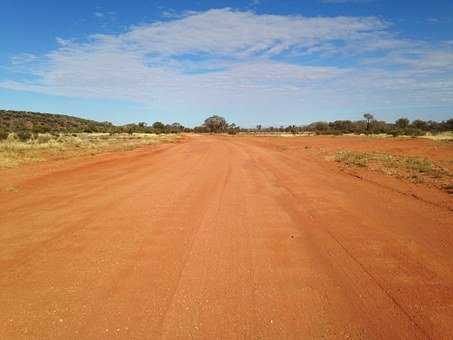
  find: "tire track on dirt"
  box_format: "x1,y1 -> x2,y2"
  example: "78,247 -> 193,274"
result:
232,137 -> 448,338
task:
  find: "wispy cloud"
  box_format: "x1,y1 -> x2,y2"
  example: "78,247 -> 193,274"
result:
2,8 -> 452,121
320,0 -> 375,3
92,10 -> 117,28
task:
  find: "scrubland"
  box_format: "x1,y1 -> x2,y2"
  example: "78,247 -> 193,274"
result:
0,132 -> 181,168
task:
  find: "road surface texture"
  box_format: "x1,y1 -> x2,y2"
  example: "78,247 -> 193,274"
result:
1,135 -> 452,339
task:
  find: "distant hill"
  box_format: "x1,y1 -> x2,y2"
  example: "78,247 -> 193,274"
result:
0,109 -> 113,133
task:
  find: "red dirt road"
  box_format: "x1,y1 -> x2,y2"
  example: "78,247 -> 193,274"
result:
1,135 -> 452,339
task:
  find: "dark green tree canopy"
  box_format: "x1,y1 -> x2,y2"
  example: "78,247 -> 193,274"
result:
363,113 -> 375,122
395,118 -> 410,129
152,121 -> 165,130
203,115 -> 228,133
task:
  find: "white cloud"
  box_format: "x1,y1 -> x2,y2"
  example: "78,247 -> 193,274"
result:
2,8 -> 452,122
119,9 -> 387,57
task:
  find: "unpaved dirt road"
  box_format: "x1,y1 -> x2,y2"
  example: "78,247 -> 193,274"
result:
1,135 -> 452,339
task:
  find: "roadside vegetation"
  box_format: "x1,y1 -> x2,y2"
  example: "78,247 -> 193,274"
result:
0,133 -> 180,168
335,150 -> 452,192
0,109 -> 188,135
0,109 -> 188,168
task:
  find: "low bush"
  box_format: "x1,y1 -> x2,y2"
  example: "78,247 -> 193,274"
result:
0,128 -> 8,140
16,130 -> 32,141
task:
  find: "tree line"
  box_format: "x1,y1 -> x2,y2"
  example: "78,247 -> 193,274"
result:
198,113 -> 453,136
0,110 -> 189,140
1,110 -> 452,141
297,113 -> 453,136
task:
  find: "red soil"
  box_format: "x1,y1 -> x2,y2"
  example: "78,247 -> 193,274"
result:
1,135 -> 452,339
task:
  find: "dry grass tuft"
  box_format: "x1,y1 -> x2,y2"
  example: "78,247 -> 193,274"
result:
420,131 -> 453,141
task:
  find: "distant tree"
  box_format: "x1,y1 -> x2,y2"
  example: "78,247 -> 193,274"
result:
372,120 -> 391,134
411,119 -> 428,131
426,120 -> 441,132
348,120 -> 366,133
194,125 -> 208,133
227,123 -> 240,135
168,122 -> 184,133
152,121 -> 165,132
203,115 -> 228,133
309,121 -> 329,132
256,124 -> 262,131
443,118 -> 453,131
332,120 -> 353,133
363,113 -> 375,131
395,118 -> 410,129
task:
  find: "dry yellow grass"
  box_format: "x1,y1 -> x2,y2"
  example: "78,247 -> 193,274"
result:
0,133 -> 181,168
420,131 -> 453,141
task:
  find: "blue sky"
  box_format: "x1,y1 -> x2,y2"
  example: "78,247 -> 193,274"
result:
1,0 -> 453,126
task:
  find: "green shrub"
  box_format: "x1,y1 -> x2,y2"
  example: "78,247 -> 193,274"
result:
404,128 -> 425,137
0,128 -> 8,140
16,130 -> 32,141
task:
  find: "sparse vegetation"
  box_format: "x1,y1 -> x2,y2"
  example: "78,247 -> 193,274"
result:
16,130 -> 32,141
335,151 -> 369,167
0,133 -> 181,168
335,151 -> 439,173
335,150 -> 452,190
0,128 -> 8,140
0,109 -> 189,135
1,109 -> 114,133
